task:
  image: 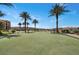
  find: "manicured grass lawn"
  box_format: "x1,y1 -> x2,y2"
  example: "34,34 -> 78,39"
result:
0,32 -> 79,55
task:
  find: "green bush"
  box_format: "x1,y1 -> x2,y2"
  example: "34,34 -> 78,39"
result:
0,31 -> 3,35
73,30 -> 79,33
11,29 -> 16,33
62,29 -> 70,33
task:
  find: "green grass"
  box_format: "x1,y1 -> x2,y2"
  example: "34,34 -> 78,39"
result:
0,32 -> 79,55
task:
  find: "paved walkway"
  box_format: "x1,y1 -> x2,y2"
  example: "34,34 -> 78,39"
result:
66,34 -> 79,39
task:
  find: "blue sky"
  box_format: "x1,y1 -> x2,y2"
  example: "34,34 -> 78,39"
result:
0,3 -> 79,29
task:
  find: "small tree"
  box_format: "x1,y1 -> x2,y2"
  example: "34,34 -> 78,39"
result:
18,23 -> 22,31
32,19 -> 38,31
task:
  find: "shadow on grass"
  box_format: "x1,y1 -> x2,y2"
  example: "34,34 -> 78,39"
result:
0,34 -> 20,39
8,34 -> 20,37
22,31 -> 35,34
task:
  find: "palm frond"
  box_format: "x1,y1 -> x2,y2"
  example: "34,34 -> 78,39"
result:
32,19 -> 38,24
0,3 -> 14,7
18,23 -> 21,25
49,3 -> 69,16
0,11 -> 5,17
20,11 -> 31,20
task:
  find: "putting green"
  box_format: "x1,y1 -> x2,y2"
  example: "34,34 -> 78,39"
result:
0,32 -> 79,55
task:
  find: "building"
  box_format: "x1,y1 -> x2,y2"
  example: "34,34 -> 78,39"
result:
0,19 -> 11,30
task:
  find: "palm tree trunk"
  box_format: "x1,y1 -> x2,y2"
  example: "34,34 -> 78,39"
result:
56,14 -> 59,33
34,24 -> 36,31
27,25 -> 29,33
25,18 -> 26,33
19,25 -> 21,31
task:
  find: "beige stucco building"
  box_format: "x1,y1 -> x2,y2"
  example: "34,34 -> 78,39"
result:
0,19 -> 11,30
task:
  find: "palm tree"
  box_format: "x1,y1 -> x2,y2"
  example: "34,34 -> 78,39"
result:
26,22 -> 30,33
18,23 -> 22,31
20,12 -> 31,33
32,19 -> 38,31
0,11 -> 5,17
0,3 -> 13,17
23,22 -> 30,33
0,3 -> 13,16
49,4 -> 69,33
26,22 -> 29,30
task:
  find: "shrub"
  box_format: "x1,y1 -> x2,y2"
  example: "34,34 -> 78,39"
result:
62,29 -> 70,33
73,30 -> 79,33
72,30 -> 79,35
0,31 -> 3,35
11,29 -> 16,33
69,30 -> 74,34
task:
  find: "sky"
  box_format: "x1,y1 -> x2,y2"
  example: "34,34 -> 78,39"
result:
0,3 -> 79,29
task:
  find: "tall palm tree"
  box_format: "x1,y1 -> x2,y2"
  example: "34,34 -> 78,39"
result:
49,4 -> 69,33
18,23 -> 22,31
20,12 -> 31,33
32,19 -> 38,31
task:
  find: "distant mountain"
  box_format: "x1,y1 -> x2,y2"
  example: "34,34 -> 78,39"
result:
11,26 -> 79,31
11,27 -> 51,31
